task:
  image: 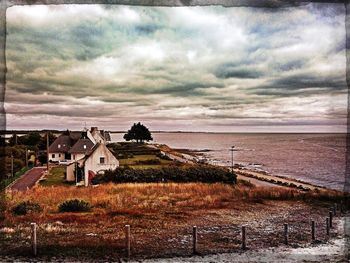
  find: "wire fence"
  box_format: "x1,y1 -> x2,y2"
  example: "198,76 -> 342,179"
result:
5,203 -> 342,260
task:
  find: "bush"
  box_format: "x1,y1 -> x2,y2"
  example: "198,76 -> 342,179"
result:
136,159 -> 161,165
238,179 -> 255,188
156,152 -> 172,160
58,199 -> 91,213
92,165 -> 237,185
12,201 -> 41,215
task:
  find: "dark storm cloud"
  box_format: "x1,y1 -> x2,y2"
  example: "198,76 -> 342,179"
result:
215,63 -> 264,79
251,73 -> 347,96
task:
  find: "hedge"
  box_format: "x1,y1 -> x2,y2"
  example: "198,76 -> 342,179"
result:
92,165 -> 237,184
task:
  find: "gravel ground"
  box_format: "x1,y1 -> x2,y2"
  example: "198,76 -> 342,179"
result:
0,217 -> 348,263
133,217 -> 349,263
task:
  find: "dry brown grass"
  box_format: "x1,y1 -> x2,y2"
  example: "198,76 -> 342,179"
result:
1,183 -> 346,260
3,183 -> 345,225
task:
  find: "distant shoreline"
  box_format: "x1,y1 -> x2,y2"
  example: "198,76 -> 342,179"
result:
1,130 -> 346,135
151,143 -> 342,193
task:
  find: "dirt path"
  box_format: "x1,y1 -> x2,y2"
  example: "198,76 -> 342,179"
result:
236,174 -> 284,188
9,167 -> 46,191
235,169 -> 323,191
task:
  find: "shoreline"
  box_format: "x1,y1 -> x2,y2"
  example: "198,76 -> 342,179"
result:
152,144 -> 342,193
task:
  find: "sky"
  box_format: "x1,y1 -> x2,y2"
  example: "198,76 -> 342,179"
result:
5,3 -> 347,132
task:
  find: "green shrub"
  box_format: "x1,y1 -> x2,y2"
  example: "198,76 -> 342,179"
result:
136,159 -> 161,165
58,199 -> 91,213
238,179 -> 255,188
156,152 -> 172,160
12,201 -> 41,215
92,165 -> 237,185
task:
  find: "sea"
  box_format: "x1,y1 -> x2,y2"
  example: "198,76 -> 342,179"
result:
111,133 -> 347,191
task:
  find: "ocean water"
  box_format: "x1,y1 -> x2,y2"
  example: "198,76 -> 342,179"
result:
111,133 -> 347,191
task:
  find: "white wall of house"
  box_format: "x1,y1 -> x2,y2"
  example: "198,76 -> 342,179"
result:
66,159 -> 85,182
84,144 -> 119,186
71,153 -> 85,161
49,153 -> 65,162
66,163 -> 75,181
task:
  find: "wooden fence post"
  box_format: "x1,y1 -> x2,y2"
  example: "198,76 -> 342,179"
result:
340,201 -> 344,214
241,225 -> 246,250
326,218 -> 330,236
125,225 -> 130,258
333,204 -> 337,216
284,223 -> 288,245
329,211 -> 333,228
311,221 -> 315,241
31,223 -> 37,256
193,226 -> 197,255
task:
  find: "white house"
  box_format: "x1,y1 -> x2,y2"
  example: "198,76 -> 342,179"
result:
66,143 -> 119,186
48,131 -> 81,162
49,127 -> 117,186
48,127 -> 111,162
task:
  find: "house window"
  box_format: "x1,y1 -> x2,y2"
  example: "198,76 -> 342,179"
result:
83,145 -> 86,149
52,154 -> 55,158
58,144 -> 61,148
100,157 -> 105,164
73,155 -> 76,160
59,154 -> 61,157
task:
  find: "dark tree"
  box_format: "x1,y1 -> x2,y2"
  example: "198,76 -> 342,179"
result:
22,132 -> 42,146
38,132 -> 57,150
123,122 -> 153,143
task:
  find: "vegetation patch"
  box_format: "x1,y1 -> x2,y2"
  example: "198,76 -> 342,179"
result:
92,165 -> 237,184
0,167 -> 30,190
11,201 -> 41,216
58,199 -> 91,213
40,166 -> 70,187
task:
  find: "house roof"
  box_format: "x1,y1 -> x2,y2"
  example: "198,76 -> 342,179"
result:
49,128 -> 111,154
49,130 -> 84,153
68,138 -> 95,154
48,135 -> 74,153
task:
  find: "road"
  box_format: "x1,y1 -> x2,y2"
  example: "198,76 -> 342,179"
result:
9,167 -> 46,191
236,174 -> 284,188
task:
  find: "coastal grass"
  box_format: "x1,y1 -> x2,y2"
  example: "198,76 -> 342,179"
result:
1,182 -> 347,259
4,182 -> 345,225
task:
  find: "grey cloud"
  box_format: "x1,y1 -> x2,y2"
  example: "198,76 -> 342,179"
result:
215,64 -> 264,79
5,4 -> 347,132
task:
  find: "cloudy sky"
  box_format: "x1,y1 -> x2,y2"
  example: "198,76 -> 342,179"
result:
5,3 -> 347,132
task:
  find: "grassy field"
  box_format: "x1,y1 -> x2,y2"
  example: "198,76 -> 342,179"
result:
39,166 -> 72,187
119,154 -> 174,169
